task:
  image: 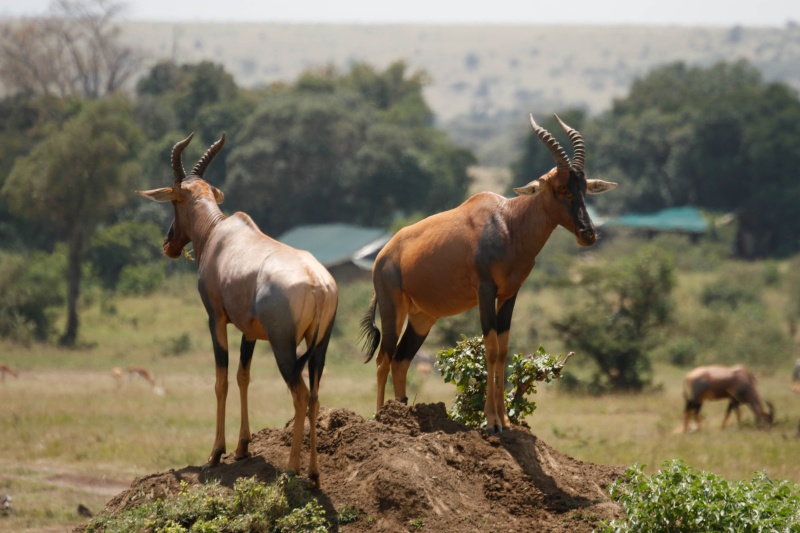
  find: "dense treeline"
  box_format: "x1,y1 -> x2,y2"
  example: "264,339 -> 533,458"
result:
1,1 -> 800,374
0,2 -> 474,344
513,61 -> 800,259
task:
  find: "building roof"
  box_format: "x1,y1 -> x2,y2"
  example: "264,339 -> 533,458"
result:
278,223 -> 391,267
603,206 -> 708,234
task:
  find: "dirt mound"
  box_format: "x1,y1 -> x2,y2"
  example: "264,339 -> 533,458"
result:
94,402 -> 625,531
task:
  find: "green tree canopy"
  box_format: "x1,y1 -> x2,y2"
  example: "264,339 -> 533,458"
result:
1,95 -> 142,345
0,94 -> 80,251
133,60 -> 257,199
552,247 -> 675,392
513,60 -> 800,258
223,62 -> 474,236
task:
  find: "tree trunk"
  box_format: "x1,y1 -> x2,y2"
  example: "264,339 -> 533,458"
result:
59,228 -> 83,347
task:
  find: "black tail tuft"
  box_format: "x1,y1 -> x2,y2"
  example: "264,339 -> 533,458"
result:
358,294 -> 380,363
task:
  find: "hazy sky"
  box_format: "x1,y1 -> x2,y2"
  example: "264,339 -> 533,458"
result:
1,0 -> 799,27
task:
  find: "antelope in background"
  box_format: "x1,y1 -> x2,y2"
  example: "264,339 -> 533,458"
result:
0,363 -> 19,381
361,114 -> 617,432
112,366 -> 164,395
683,364 -> 775,432
125,365 -> 156,386
137,133 -> 338,487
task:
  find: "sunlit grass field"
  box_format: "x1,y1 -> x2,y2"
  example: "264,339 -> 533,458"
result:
1,267 -> 799,531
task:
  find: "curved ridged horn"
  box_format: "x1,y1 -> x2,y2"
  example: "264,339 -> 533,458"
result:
529,114 -> 570,171
554,114 -> 586,174
191,133 -> 226,178
171,133 -> 195,185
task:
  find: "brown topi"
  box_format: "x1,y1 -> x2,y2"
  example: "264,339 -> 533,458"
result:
360,113 -> 617,432
683,364 -> 775,432
137,134 -> 338,487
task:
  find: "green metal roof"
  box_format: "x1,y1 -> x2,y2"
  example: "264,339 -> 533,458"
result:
278,223 -> 391,266
604,206 -> 708,233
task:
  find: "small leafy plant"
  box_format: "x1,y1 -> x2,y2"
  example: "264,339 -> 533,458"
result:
336,505 -> 362,525
435,335 -> 572,427
600,460 -> 800,532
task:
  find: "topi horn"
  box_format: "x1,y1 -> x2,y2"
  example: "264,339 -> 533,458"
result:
554,114 -> 586,174
191,133 -> 226,178
529,114 -> 570,171
171,133 -> 194,186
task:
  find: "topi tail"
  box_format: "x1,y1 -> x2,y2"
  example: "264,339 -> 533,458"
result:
359,293 -> 380,363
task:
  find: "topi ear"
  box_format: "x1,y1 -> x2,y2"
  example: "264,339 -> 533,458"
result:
211,186 -> 224,204
513,179 -> 542,196
586,179 -> 618,195
136,187 -> 181,202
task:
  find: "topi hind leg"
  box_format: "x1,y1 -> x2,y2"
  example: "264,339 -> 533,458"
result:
376,353 -> 392,410
287,378 -> 310,475
205,315 -> 229,468
269,331 -> 313,481
390,312 -> 437,403
305,327 -> 331,487
375,288 -> 409,410
234,336 -> 256,460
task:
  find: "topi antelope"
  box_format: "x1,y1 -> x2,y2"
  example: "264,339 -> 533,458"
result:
683,364 -> 775,432
137,133 -> 338,486
360,114 -> 617,431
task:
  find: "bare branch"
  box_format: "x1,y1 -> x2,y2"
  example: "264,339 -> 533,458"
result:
0,0 -> 141,99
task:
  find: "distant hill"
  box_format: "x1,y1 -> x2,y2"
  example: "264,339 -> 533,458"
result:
118,22 -> 800,163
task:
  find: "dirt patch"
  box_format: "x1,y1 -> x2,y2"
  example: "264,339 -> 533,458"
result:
89,402 -> 625,532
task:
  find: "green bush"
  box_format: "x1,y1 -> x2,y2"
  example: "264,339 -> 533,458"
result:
782,256 -> 800,337
435,335 -> 571,428
163,332 -> 193,356
551,246 -> 674,391
87,221 -> 164,290
117,262 -> 166,295
84,475 -> 329,532
601,460 -> 800,532
662,338 -> 699,367
0,250 -> 66,343
701,278 -> 760,310
680,303 -> 792,368
274,501 -> 328,532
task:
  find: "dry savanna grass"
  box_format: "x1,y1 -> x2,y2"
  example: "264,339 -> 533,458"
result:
1,270 -> 799,531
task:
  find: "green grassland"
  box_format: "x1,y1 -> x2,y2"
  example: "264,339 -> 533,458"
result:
1,236 -> 800,531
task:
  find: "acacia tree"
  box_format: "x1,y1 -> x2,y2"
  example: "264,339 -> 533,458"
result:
0,0 -> 140,100
1,96 -> 142,346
